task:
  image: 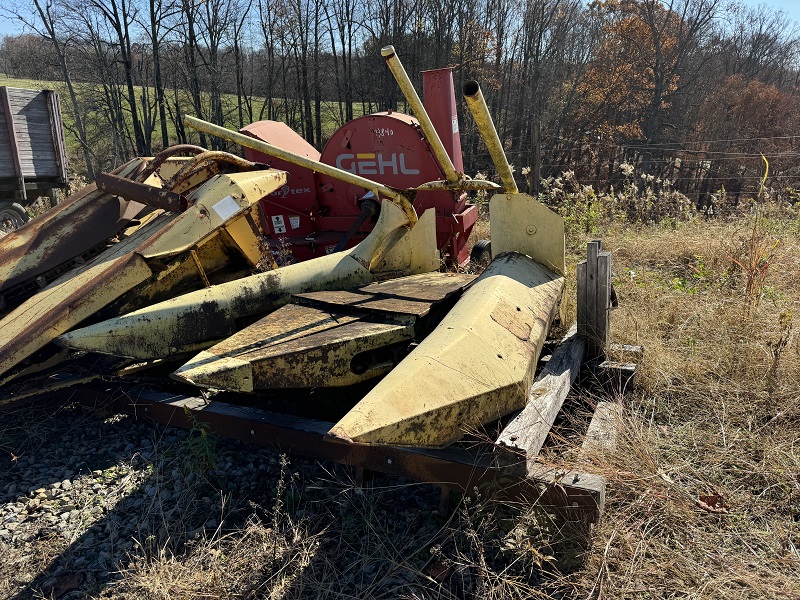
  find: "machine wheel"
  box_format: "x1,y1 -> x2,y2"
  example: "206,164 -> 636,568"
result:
469,239 -> 492,271
0,202 -> 29,234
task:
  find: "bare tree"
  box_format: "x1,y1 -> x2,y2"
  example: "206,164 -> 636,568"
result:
6,0 -> 96,178
83,0 -> 149,155
232,0 -> 254,128
139,0 -> 181,149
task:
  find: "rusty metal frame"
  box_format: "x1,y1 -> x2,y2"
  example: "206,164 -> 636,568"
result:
96,172 -> 189,213
74,383 -> 604,522
137,144 -> 206,182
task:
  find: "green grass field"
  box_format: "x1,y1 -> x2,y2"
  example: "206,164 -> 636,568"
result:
1,74 -> 368,173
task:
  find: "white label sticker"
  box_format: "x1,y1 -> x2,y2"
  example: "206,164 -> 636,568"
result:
211,195 -> 240,221
271,214 -> 286,234
452,116 -> 459,134
289,215 -> 301,229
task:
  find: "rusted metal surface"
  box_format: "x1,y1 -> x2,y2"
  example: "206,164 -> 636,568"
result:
328,253 -> 565,448
0,219 -> 161,381
56,203 -> 438,361
164,150 -> 261,192
85,387 -> 603,522
0,158 -> 149,314
137,144 -> 206,182
173,304 -> 415,390
411,178 -> 499,192
294,272 -> 475,317
136,169 -> 284,259
172,272 -> 474,391
189,249 -> 211,287
0,169 -> 286,380
96,172 -> 189,213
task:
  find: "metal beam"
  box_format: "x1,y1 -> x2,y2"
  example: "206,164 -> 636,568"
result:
81,385 -> 603,522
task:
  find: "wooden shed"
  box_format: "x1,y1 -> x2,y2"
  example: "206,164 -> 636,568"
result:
0,86 -> 69,231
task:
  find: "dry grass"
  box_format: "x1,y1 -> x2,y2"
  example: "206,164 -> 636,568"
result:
118,494 -> 321,598
557,207 -> 800,599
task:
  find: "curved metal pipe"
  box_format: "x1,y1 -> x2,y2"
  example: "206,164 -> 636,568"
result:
164,150 -> 259,191
184,115 -> 418,225
463,80 -> 518,194
381,45 -> 460,183
138,144 -> 207,182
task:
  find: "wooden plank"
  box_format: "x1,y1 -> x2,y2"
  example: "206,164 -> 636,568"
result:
577,240 -> 612,359
576,260 -> 588,346
586,241 -> 599,355
495,324 -> 586,463
590,360 -> 638,394
0,88 -> 66,185
596,249 -> 611,354
581,401 -> 621,455
5,87 -> 42,104
47,90 -> 69,184
608,343 -> 644,362
2,87 -> 62,181
0,87 -> 26,199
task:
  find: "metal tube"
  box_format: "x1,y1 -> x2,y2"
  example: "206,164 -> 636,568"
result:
462,80 -> 519,194
138,144 -> 207,182
381,45 -> 460,183
184,115 -> 417,225
96,172 -> 188,213
164,150 -> 259,190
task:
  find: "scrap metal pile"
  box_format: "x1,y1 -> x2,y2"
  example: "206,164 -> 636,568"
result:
0,46 -> 567,453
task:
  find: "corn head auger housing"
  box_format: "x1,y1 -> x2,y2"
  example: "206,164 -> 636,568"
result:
0,45 -> 569,457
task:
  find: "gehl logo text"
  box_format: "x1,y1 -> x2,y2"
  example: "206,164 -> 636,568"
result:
335,153 -> 420,176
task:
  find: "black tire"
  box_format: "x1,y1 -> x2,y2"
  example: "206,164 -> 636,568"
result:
0,202 -> 29,234
469,239 -> 492,269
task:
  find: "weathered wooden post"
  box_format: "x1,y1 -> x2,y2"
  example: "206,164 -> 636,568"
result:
577,240 -> 612,360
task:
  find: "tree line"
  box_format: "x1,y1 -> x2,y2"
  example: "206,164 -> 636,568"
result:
1,0 -> 799,204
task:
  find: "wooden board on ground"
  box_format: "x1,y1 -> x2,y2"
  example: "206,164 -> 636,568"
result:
495,325 -> 586,472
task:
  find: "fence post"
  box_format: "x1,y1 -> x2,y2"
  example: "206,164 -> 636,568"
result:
577,240 -> 612,360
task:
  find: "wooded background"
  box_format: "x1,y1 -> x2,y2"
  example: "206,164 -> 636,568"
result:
1,0 -> 798,204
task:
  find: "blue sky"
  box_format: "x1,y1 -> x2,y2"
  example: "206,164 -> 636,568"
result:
740,0 -> 800,24
0,0 -> 799,39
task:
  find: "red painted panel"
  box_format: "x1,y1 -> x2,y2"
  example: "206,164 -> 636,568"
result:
422,68 -> 464,174
239,79 -> 478,266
